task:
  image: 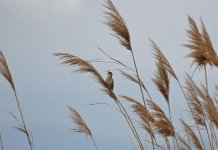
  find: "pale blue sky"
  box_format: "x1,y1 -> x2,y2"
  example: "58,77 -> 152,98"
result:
0,0 -> 217,149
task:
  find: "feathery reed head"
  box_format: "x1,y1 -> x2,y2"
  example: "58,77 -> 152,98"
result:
201,87 -> 218,128
184,16 -> 218,69
104,0 -> 132,51
184,75 -> 206,126
185,75 -> 218,128
150,40 -> 177,80
200,19 -> 218,67
121,96 -> 155,137
54,53 -> 117,101
121,96 -> 154,122
152,61 -> 170,102
147,100 -> 174,137
181,119 -> 203,150
68,106 -> 92,136
176,133 -> 191,150
0,50 -> 15,91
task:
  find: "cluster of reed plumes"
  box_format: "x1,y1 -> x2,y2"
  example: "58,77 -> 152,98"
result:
54,0 -> 218,149
0,0 -> 217,149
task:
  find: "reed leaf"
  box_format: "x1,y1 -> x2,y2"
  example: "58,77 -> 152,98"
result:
120,70 -> 147,91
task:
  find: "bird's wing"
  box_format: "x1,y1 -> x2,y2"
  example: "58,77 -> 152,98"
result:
112,78 -> 114,90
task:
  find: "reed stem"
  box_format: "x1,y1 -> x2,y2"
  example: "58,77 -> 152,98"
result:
177,80 -> 206,150
14,91 -> 33,150
90,136 -> 99,150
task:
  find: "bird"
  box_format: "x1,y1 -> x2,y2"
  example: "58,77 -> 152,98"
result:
105,71 -> 114,91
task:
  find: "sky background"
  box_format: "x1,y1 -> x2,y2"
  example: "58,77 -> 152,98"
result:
0,0 -> 217,149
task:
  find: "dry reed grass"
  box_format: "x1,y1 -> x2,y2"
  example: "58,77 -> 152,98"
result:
1,1 -> 217,150
181,120 -> 203,150
184,16 -> 218,70
54,52 -> 144,150
68,106 -> 99,150
103,0 -> 131,51
0,50 -> 33,150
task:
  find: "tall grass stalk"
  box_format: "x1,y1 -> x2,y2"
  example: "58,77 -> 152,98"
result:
0,50 -> 33,150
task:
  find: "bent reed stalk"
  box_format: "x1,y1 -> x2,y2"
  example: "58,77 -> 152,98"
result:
0,50 -> 33,150
68,106 -> 99,150
54,53 -> 144,150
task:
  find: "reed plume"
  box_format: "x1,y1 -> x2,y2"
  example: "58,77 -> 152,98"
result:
183,16 -> 205,69
0,50 -> 33,150
184,16 -> 218,69
0,51 -> 15,90
103,0 -> 131,51
176,133 -> 191,150
181,120 -> 203,150
121,96 -> 154,135
121,96 -> 156,149
184,16 -> 218,92
147,100 -> 174,137
185,75 -> 214,149
186,75 -> 218,128
201,87 -> 218,128
68,106 -> 99,150
202,88 -> 218,149
184,76 -> 206,127
200,19 -> 218,67
152,59 -> 180,150
152,61 -> 170,103
151,40 -> 177,80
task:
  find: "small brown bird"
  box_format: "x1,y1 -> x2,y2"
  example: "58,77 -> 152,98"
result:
105,71 -> 114,91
